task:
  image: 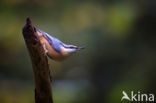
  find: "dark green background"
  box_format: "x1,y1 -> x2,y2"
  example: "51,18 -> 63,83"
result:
0,0 -> 156,103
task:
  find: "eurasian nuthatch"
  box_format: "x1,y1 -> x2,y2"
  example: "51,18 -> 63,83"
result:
36,29 -> 84,61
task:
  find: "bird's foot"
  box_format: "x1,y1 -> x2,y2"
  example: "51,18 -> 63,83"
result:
42,43 -> 48,55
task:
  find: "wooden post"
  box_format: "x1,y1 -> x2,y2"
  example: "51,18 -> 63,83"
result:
22,18 -> 53,103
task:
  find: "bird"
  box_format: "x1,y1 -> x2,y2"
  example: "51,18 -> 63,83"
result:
36,29 -> 84,61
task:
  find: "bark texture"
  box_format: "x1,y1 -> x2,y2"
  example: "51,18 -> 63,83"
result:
22,18 -> 53,103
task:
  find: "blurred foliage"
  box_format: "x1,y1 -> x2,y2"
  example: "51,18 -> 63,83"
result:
0,0 -> 156,103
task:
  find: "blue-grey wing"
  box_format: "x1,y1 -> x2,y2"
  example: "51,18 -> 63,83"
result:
38,29 -> 63,53
37,29 -> 84,53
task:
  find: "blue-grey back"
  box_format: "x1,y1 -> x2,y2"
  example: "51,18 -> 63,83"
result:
37,29 -> 62,53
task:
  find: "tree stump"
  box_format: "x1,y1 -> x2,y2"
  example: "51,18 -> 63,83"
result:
22,18 -> 53,103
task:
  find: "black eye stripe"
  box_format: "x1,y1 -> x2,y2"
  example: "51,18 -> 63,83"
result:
70,47 -> 75,48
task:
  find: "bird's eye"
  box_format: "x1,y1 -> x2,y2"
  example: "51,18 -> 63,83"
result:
70,47 -> 73,48
69,47 -> 75,49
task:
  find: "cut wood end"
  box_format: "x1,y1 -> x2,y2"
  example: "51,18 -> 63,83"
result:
22,17 -> 36,40
26,17 -> 32,25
